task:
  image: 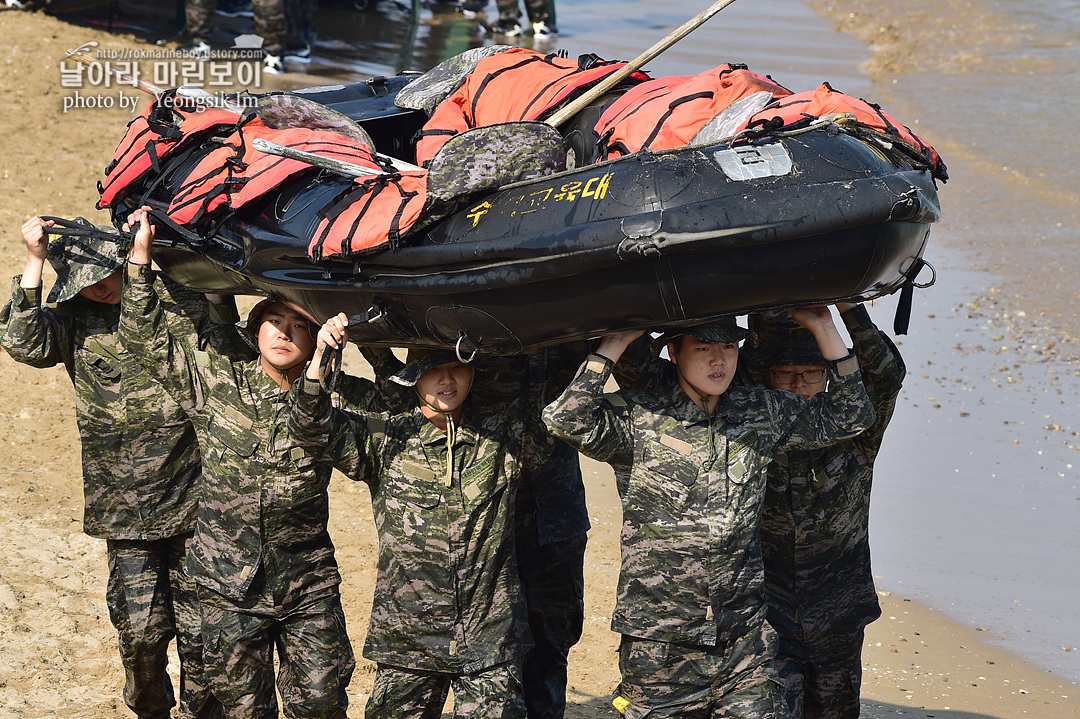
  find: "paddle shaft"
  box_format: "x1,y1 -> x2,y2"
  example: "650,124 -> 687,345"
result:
545,0 -> 739,128
66,50 -> 165,97
252,138 -> 387,179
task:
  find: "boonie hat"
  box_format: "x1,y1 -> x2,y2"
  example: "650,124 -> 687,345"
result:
656,316 -> 750,349
745,310 -> 825,368
390,348 -> 468,387
46,218 -> 126,304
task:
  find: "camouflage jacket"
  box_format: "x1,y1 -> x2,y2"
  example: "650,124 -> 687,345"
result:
760,305 -> 905,647
0,274 -> 237,541
542,353 -> 874,647
119,264 -> 379,604
472,348 -> 591,544
288,362 -> 567,674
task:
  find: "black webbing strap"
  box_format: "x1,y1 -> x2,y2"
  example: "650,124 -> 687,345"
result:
893,257 -> 927,336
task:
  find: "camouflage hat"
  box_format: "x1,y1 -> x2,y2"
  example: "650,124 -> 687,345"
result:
745,310 -> 825,368
390,348 -> 468,387
46,219 -> 126,304
656,316 -> 750,348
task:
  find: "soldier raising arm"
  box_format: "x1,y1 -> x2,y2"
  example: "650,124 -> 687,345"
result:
541,309 -> 875,719
0,213 -> 236,719
119,207 -> 371,719
289,313 -> 575,719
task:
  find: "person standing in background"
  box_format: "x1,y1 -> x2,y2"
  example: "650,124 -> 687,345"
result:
284,0 -> 318,64
484,0 -> 556,38
472,352 -> 590,719
182,0 -> 290,74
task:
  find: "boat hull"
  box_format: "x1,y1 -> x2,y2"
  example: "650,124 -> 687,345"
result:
124,80 -> 940,354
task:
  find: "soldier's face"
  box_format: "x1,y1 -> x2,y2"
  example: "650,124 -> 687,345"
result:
768,364 -> 826,400
256,303 -> 316,372
77,270 -> 123,305
670,337 -> 739,397
416,362 -> 475,415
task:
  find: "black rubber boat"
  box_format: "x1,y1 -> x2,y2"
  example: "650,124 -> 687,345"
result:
110,73 -> 941,355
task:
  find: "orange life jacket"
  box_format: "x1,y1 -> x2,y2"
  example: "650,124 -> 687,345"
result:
594,63 -> 791,159
415,48 -> 649,166
97,99 -> 239,210
745,83 -> 945,174
167,117 -> 393,225
308,170 -> 428,260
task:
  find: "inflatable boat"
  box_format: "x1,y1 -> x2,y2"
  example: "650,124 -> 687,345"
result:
102,57 -> 943,355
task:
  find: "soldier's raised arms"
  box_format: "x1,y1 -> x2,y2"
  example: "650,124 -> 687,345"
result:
543,312 -> 873,718
120,207 -> 365,718
0,211 -> 220,717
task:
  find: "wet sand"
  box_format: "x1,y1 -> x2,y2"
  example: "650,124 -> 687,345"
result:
1,4 -> 1079,718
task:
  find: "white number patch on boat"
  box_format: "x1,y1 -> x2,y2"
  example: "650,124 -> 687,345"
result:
712,144 -> 793,180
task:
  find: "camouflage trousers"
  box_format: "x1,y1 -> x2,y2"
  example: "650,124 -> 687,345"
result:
495,0 -> 550,25
613,625 -> 785,719
186,0 -> 287,54
198,587 -> 355,719
773,630 -> 865,719
515,518 -> 586,719
105,534 -> 221,719
366,661 -> 527,719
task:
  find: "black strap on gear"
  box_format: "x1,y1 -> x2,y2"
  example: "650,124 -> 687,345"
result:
893,257 -> 932,336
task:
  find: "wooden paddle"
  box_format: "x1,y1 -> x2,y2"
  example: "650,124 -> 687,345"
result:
544,0 -> 740,128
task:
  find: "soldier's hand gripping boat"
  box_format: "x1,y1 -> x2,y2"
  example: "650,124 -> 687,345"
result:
98,47 -> 945,355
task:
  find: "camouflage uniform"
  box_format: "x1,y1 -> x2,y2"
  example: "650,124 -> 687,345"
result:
0,242 -> 234,719
756,305 -> 905,719
476,352 -> 590,719
541,349 -> 875,719
119,263 -> 381,719
287,351 -> 573,719
186,0 -> 287,55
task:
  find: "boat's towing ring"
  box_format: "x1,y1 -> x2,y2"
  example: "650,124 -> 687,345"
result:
456,332 -> 480,364
911,259 -> 936,289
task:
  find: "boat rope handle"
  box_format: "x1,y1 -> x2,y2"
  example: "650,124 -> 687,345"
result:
455,332 -> 480,364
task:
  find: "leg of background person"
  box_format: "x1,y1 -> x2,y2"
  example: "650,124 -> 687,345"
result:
802,630 -> 864,719
516,522 -> 586,719
365,665 -> 451,719
492,0 -> 522,28
167,533 -> 223,719
252,0 -> 288,55
521,0 -> 548,25
185,0 -> 219,43
274,594 -> 355,719
199,587 -> 279,719
284,0 -> 318,48
452,662 -> 527,719
105,539 -> 177,719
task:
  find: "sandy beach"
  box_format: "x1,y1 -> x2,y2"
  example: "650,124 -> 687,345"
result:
1,5 -> 1078,718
